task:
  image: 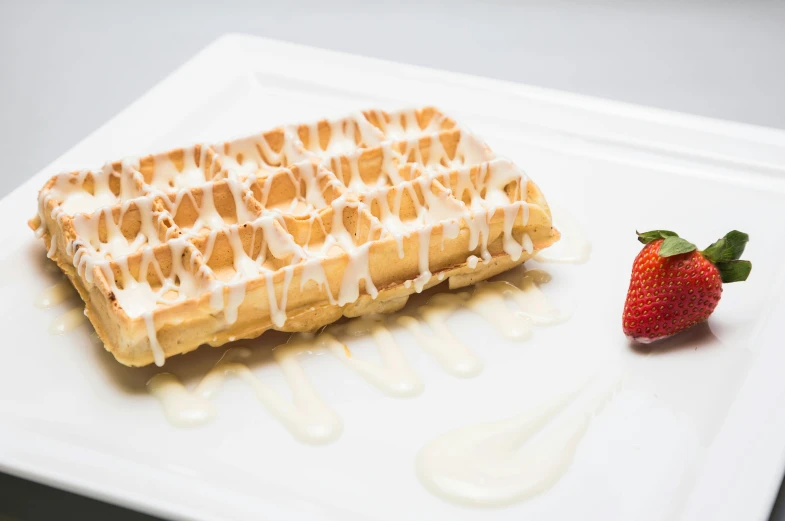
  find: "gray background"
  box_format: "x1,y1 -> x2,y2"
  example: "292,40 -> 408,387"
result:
2,0 -> 784,519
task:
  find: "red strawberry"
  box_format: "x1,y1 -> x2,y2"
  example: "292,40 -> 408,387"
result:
623,229 -> 751,343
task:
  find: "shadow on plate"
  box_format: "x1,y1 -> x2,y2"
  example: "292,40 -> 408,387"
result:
628,321 -> 719,356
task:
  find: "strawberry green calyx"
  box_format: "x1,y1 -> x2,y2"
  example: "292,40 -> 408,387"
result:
714,261 -> 752,283
701,230 -> 752,283
635,229 -> 752,284
702,230 -> 749,263
636,230 -> 696,257
636,230 -> 678,244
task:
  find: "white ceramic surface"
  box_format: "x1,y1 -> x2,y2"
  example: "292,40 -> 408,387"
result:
2,35 -> 785,521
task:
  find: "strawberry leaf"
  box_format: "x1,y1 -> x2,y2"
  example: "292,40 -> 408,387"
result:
658,236 -> 697,257
637,229 -> 678,245
702,230 -> 749,264
716,260 -> 752,283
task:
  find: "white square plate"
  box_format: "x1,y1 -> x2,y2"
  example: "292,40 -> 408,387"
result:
2,35 -> 785,521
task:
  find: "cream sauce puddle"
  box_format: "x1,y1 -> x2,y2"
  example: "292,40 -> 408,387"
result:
149,268 -> 565,442
49,306 -> 86,334
416,369 -> 620,506
397,292 -> 482,378
466,270 -> 568,340
534,208 -> 591,264
36,281 -> 78,308
326,322 -> 424,398
148,342 -> 343,444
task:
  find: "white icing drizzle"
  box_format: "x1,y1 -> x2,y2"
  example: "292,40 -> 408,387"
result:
440,159 -> 533,263
416,369 -> 621,507
36,107 -> 563,377
266,267 -> 293,327
145,146 -> 216,191
165,178 -> 257,235
110,240 -> 206,318
223,282 -> 246,325
300,259 -> 336,305
502,205 -> 524,261
202,218 -> 304,327
295,197 -> 384,306
36,161 -> 144,259
332,143 -> 406,194
338,243 -> 377,305
364,177 -> 468,292
398,130 -> 493,171
59,186 -> 117,215
216,128 -> 310,180
291,113 -> 385,156
144,314 -> 165,367
366,107 -> 453,141
57,163 -> 140,215
71,196 -> 165,263
103,238 -> 212,366
250,161 -> 336,216
414,226 -> 433,292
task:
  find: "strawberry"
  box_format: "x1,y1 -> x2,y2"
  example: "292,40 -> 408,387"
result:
622,229 -> 751,343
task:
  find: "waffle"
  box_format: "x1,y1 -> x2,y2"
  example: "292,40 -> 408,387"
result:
30,107 -> 560,367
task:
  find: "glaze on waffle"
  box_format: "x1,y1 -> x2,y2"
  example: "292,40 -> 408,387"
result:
31,107 -> 559,367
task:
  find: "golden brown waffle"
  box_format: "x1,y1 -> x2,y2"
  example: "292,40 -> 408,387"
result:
30,107 -> 559,367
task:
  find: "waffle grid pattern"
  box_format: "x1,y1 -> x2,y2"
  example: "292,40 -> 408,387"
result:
32,107 -> 558,366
